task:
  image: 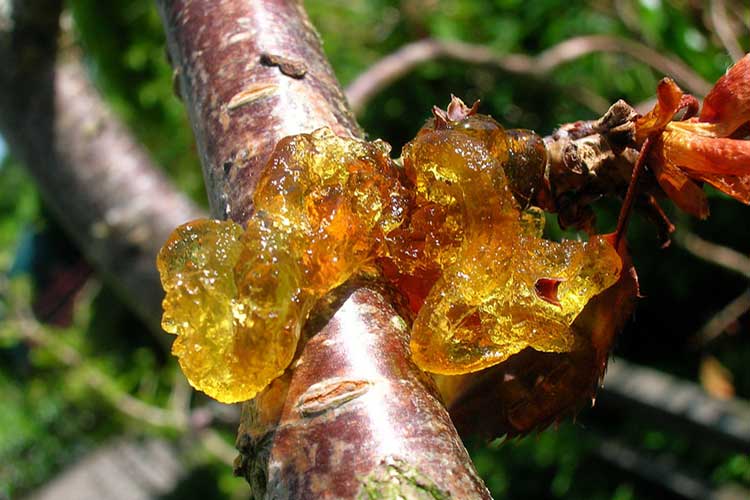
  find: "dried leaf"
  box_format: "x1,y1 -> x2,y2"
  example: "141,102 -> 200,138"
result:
637,53 -> 750,214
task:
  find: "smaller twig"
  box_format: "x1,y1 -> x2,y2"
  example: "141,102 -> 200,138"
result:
614,0 -> 642,35
677,232 -> 750,279
532,36 -> 710,94
593,435 -> 713,500
615,136 -> 653,247
709,0 -> 745,62
345,35 -> 712,114
691,287 -> 750,347
168,369 -> 193,420
675,233 -> 750,346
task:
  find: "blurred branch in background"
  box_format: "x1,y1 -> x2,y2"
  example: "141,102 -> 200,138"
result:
28,438 -> 185,500
600,358 -> 750,455
709,0 -> 746,62
0,0 -> 205,340
592,434 -> 749,500
346,35 -> 712,115
675,232 -> 750,347
678,232 -> 750,279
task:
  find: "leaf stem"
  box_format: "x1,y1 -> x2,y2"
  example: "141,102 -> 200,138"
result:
614,136 -> 653,247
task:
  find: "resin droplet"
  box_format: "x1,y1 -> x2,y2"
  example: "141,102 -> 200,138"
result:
389,113 -> 623,375
158,129 -> 407,403
157,219 -> 250,402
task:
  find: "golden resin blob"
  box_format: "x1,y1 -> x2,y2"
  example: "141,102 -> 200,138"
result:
388,115 -> 622,374
158,130 -> 407,403
158,116 -> 622,404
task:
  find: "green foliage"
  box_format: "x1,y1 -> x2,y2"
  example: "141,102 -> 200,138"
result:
309,0 -> 733,143
0,369 -> 110,498
1,0 -> 748,498
0,279 -> 119,497
0,159 -> 40,272
469,427 -> 638,500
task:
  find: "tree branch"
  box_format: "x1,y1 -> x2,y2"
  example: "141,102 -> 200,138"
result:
0,0 -> 204,338
158,0 -> 361,223
709,0 -> 745,62
600,357 -> 750,454
345,35 -> 712,115
156,1 -> 490,497
691,287 -> 750,347
677,232 -> 750,279
254,287 -> 488,498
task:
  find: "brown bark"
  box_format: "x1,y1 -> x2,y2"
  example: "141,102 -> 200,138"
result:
157,0 -> 361,222
256,287 -> 488,498
156,0 -> 490,498
0,0 -> 203,338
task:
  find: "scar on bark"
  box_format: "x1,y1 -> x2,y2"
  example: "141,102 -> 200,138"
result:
260,53 -> 307,79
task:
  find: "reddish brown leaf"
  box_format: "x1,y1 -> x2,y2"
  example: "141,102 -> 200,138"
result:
650,153 -> 710,219
664,128 -> 750,176
636,78 -> 685,141
700,54 -> 750,135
